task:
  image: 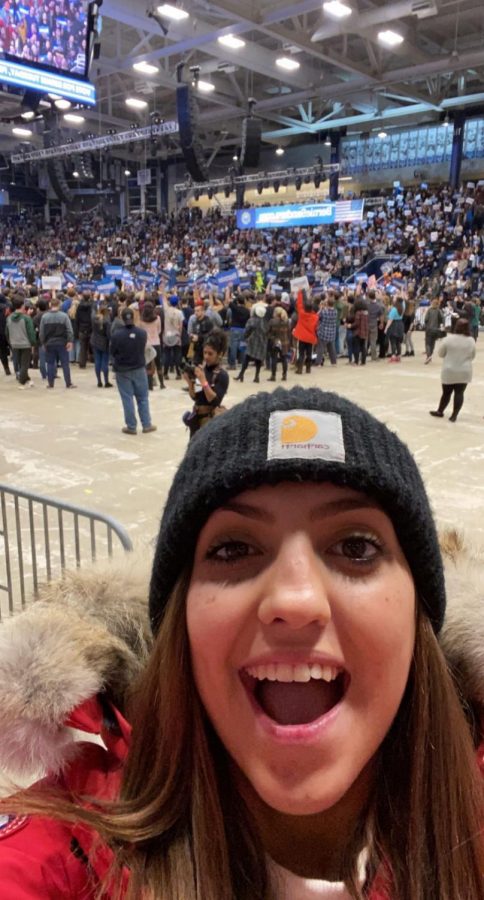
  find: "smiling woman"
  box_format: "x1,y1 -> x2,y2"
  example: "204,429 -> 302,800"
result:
0,387 -> 483,900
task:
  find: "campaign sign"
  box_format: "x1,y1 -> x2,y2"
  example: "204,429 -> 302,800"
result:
104,265 -> 123,278
216,268 -> 240,289
42,274 -> 63,291
96,278 -> 117,295
237,200 -> 365,230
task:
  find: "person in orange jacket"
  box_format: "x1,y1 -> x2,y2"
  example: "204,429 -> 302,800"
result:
293,288 -> 319,375
0,388 -> 483,899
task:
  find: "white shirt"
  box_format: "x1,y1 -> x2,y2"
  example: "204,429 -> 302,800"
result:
271,861 -> 352,899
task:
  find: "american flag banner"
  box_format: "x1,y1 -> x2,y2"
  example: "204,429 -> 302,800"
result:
334,200 -> 366,224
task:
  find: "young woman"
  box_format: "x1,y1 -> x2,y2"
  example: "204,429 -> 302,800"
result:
267,306 -> 290,382
429,318 -> 476,423
385,296 -> 405,363
0,387 -> 482,900
293,289 -> 318,375
183,328 -> 229,438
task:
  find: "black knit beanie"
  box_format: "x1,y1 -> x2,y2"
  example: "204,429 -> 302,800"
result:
149,387 -> 445,634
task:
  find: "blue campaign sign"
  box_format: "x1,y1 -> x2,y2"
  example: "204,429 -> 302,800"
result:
104,265 -> 123,278
237,200 -> 364,230
216,268 -> 240,289
96,278 -> 117,295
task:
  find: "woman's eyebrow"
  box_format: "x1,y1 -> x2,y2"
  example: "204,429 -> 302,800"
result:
217,501 -> 276,523
310,498 -> 382,518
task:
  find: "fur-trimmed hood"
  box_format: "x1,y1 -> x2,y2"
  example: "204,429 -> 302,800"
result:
0,532 -> 482,781
0,554 -> 151,780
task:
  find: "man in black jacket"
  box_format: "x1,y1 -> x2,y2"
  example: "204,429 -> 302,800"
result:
110,307 -> 156,435
75,291 -> 93,368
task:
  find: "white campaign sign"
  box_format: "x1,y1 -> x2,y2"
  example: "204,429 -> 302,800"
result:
42,275 -> 63,291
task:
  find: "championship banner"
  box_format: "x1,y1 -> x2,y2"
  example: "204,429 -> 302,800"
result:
237,200 -> 365,230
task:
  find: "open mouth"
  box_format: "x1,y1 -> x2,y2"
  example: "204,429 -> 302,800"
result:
241,663 -> 349,727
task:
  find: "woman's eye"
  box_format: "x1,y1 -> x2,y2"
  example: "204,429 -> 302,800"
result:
206,540 -> 258,563
328,535 -> 383,564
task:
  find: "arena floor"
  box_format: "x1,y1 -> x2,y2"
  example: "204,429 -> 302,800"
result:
1,331 -> 483,571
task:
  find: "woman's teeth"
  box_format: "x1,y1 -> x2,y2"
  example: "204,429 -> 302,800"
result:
245,663 -> 341,683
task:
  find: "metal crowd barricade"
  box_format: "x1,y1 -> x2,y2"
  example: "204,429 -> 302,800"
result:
0,483 -> 133,620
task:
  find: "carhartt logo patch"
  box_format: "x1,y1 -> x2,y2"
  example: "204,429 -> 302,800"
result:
268,410 -> 345,462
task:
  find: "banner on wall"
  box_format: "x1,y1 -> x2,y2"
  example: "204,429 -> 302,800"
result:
237,200 -> 365,230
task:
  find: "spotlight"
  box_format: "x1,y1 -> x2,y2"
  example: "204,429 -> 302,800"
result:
257,181 -> 263,194
314,174 -> 321,189
275,146 -> 284,157
224,185 -> 231,198
194,189 -> 200,201
295,176 -> 302,191
207,187 -> 214,199
324,136 -> 331,146
273,179 -> 280,193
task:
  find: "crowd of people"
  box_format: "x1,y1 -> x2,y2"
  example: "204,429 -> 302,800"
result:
0,181 -> 483,298
0,0 -> 87,73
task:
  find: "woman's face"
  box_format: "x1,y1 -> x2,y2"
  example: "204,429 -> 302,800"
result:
187,482 -> 416,817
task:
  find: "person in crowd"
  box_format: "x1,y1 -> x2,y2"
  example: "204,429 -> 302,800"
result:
5,295 -> 36,388
367,290 -> 385,362
140,301 -> 163,390
344,294 -> 356,365
424,297 -> 445,364
162,295 -> 183,381
39,295 -> 77,390
353,297 -> 369,366
75,291 -> 94,369
293,288 -> 318,375
67,290 -> 81,364
32,297 -> 49,381
227,291 -> 250,370
90,305 -> 113,389
316,296 -> 337,366
235,303 -> 268,384
470,294 -> 481,341
403,297 -> 416,357
429,318 -> 476,423
110,307 -> 156,436
385,296 -> 405,363
188,302 -> 214,366
182,328 -> 228,438
0,291 -> 12,376
0,387 -> 482,899
267,305 -> 290,382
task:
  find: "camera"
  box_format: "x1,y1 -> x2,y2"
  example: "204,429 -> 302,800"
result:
180,360 -> 197,380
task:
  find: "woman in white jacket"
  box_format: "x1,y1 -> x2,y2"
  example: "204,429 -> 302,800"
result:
430,318 -> 476,422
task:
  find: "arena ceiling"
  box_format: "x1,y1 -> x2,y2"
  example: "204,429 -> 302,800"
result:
2,0 -> 484,161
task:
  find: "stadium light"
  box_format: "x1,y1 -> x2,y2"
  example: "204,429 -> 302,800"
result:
55,99 -> 72,110
72,170 -> 80,178
21,111 -> 35,120
324,136 -> 331,146
276,57 -> 300,71
323,1 -> 352,18
378,129 -> 388,139
64,113 -> 85,124
133,61 -> 159,75
124,168 -> 132,176
12,127 -> 33,137
197,80 -> 215,93
156,4 -> 189,20
275,146 -> 284,156
126,97 -> 148,109
218,34 -> 245,49
378,30 -> 404,47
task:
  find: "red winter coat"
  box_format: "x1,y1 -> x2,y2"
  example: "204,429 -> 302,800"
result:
293,291 -> 318,345
0,693 -> 396,899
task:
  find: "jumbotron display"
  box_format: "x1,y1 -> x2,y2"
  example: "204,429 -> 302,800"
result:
0,0 -> 89,76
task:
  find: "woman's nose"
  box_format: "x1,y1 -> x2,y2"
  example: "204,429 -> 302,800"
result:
257,535 -> 332,630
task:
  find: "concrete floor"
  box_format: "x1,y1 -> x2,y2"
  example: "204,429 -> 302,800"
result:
1,331 -> 483,589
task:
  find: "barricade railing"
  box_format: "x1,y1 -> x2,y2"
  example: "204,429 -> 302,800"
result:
0,483 -> 133,619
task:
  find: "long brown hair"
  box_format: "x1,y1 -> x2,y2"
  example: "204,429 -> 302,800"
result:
2,582 -> 483,899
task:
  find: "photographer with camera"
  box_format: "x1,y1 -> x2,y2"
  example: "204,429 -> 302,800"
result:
182,329 -> 229,439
